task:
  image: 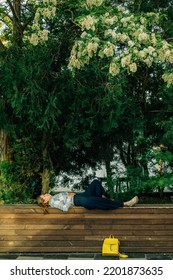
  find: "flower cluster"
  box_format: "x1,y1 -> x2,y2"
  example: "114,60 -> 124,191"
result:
86,0 -> 104,8
29,0 -> 57,45
162,73 -> 173,87
81,15 -> 98,31
68,3 -> 173,86
29,30 -> 49,46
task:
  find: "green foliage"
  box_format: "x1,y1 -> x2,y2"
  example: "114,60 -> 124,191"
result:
0,161 -> 36,204
143,174 -> 173,192
113,147 -> 173,198
105,176 -> 115,199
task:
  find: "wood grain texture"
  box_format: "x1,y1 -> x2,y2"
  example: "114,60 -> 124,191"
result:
0,204 -> 173,253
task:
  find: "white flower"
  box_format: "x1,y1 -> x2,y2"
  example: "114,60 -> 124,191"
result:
128,40 -> 135,47
138,50 -> 147,59
169,51 -> 173,63
121,54 -> 131,67
104,29 -> 113,37
34,11 -> 40,23
129,63 -> 137,73
51,0 -> 57,5
86,0 -> 104,7
41,8 -> 53,19
109,63 -> 120,76
119,34 -> 129,43
117,6 -> 126,12
144,58 -> 153,67
86,42 -> 99,57
29,34 -> 39,46
68,56 -> 81,69
38,29 -> 49,41
138,33 -> 149,43
121,15 -> 134,27
140,17 -> 146,24
51,7 -> 56,17
105,16 -> 118,25
32,24 -> 40,31
133,48 -> 138,54
81,31 -> 88,38
151,33 -> 157,45
120,18 -> 128,27
81,16 -> 97,31
162,73 -> 173,87
158,49 -> 166,62
147,46 -> 155,54
103,44 -> 115,57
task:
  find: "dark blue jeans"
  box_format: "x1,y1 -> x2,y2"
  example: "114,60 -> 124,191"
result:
74,179 -> 123,209
83,178 -> 107,197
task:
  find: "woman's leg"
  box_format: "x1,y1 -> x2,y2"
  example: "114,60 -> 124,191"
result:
74,194 -> 123,209
84,179 -> 106,197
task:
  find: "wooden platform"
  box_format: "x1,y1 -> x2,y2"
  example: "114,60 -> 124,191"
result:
0,204 -> 173,253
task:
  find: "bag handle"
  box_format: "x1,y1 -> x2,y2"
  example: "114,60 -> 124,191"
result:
118,252 -> 128,258
109,235 -> 128,258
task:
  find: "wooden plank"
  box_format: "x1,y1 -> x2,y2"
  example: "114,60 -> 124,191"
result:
0,214 -> 85,219
0,225 -> 84,230
0,235 -> 85,241
1,213 -> 173,219
0,218 -> 173,225
0,225 -> 26,230
0,240 -> 101,247
1,204 -> 173,209
85,236 -> 173,241
1,235 -> 173,242
0,246 -> 173,253
0,205 -> 173,214
1,224 -> 173,230
0,229 -> 92,236
83,213 -> 173,219
84,224 -> 173,230
121,241 -> 173,247
0,218 -> 86,225
0,246 -> 100,253
16,224 -> 173,230
0,229 -> 173,236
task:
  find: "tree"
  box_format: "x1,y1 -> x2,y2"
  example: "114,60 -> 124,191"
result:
0,0 -> 85,195
1,0 -> 173,200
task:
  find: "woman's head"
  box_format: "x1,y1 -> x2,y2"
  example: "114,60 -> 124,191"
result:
37,194 -> 51,214
38,194 -> 51,205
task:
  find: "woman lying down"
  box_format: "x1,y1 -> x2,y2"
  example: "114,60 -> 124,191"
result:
37,179 -> 139,213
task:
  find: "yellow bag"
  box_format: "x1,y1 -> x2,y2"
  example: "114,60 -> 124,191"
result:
102,236 -> 128,258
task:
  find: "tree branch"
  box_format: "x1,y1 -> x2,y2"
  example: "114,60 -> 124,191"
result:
0,39 -> 6,51
167,37 -> 173,42
6,0 -> 19,24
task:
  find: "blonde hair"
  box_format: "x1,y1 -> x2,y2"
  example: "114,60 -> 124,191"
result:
37,195 -> 49,214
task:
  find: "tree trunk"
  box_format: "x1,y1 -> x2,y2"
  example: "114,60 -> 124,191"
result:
41,167 -> 51,194
0,130 -> 10,162
6,0 -> 23,46
105,159 -> 112,178
13,0 -> 23,46
41,133 -> 52,194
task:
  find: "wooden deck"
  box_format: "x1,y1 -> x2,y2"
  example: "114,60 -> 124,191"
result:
0,204 -> 173,253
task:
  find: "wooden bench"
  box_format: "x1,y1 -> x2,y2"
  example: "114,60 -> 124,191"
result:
0,204 -> 173,253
